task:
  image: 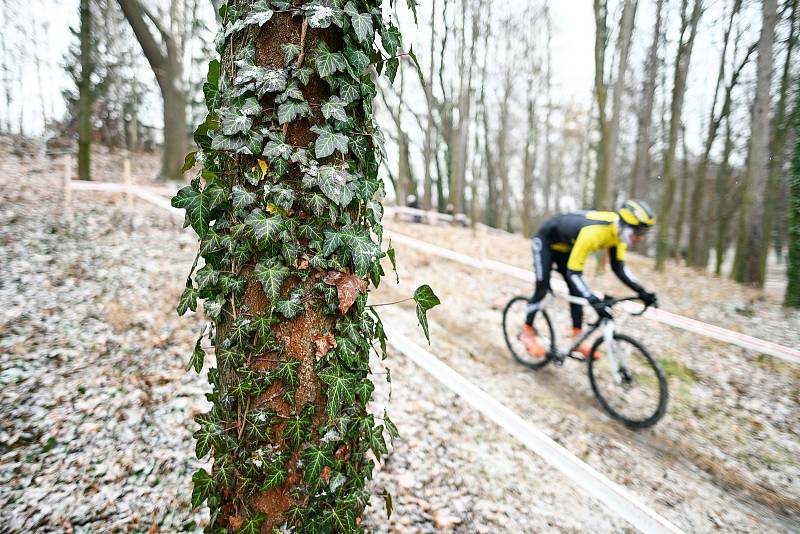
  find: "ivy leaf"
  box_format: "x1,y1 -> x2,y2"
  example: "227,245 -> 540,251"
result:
263,135 -> 293,160
265,184 -> 296,211
339,80 -> 360,104
210,131 -> 247,153
263,465 -> 288,490
311,125 -> 349,158
253,258 -> 289,301
281,42 -> 301,65
220,107 -> 253,136
243,0 -> 273,26
317,165 -> 352,205
314,41 -> 347,78
177,281 -> 198,315
384,409 -> 399,440
294,66 -> 314,85
278,99 -> 312,125
414,284 -> 441,343
303,1 -> 344,28
380,24 -> 402,56
387,247 -> 399,283
172,183 -> 227,237
232,185 -> 257,209
283,416 -> 310,450
194,423 -> 216,459
241,97 -> 262,116
321,96 -> 347,122
324,505 -> 355,531
319,367 -> 356,418
357,379 -> 374,406
342,226 -> 380,276
203,297 -> 224,319
306,193 -> 329,217
369,423 -> 388,460
215,458 -> 235,489
385,57 -> 399,83
188,338 -> 205,373
191,468 -> 214,508
276,295 -> 303,318
349,11 -> 373,43
245,208 -> 282,241
343,45 -> 370,77
349,135 -> 369,162
240,513 -> 266,534
303,446 -> 334,483
322,228 -> 345,257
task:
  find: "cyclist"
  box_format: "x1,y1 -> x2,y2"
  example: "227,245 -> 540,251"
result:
519,200 -> 658,358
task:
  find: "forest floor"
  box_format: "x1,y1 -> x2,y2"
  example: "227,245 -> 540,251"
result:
1,149 -> 798,533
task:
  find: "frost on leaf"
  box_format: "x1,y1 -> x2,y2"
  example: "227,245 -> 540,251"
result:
324,270 -> 368,314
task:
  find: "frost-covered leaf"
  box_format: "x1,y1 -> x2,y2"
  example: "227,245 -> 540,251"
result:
303,1 -> 344,28
311,124 -> 349,158
171,183 -> 227,237
232,185 -> 257,209
265,183 -> 295,211
224,18 -> 247,37
253,257 -> 289,301
263,136 -> 293,160
240,97 -> 261,116
317,165 -> 353,205
243,0 -> 273,26
314,42 -> 347,78
321,96 -> 347,122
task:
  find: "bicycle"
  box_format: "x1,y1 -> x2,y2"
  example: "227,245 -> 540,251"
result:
502,293 -> 668,428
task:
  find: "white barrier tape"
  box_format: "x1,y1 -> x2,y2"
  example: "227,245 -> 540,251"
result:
385,326 -> 684,534
69,180 -> 175,197
385,229 -> 800,365
68,181 -> 799,365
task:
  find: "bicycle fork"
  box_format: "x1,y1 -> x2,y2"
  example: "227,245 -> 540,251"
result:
603,320 -> 628,385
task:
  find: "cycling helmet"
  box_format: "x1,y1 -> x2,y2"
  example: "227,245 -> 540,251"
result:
618,199 -> 656,227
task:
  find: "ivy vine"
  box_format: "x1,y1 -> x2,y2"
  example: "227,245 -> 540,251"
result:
171,0 -> 436,532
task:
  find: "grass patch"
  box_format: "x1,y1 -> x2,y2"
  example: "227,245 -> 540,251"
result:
659,357 -> 699,384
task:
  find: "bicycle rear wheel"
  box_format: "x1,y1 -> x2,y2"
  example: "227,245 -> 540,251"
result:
502,296 -> 554,370
587,333 -> 668,428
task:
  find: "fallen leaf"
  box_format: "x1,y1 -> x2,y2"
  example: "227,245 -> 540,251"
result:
312,333 -> 337,360
229,516 -> 244,530
320,465 -> 332,483
324,271 -> 368,314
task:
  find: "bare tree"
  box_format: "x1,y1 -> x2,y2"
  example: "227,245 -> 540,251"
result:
732,0 -> 778,285
117,0 -> 189,181
78,0 -> 94,180
655,0 -> 703,270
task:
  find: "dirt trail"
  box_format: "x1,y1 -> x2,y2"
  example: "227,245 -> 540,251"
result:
373,221 -> 800,533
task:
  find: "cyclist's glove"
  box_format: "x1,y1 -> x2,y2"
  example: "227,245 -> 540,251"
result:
589,296 -> 613,320
638,291 -> 657,307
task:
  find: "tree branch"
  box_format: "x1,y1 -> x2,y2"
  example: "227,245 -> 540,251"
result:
116,0 -> 168,79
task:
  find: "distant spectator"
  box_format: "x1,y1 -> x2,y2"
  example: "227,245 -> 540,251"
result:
407,194 -> 422,223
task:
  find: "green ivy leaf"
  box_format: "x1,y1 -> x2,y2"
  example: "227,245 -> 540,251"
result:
303,446 -> 334,483
349,135 -> 369,162
303,1 -> 344,28
177,281 -> 198,315
306,192 -> 329,217
384,409 -> 399,440
263,135 -> 293,160
349,11 -> 373,43
172,183 -> 227,237
214,458 -> 235,490
283,415 -> 310,450
240,513 -> 266,534
278,99 -> 312,125
193,422 -> 216,459
191,468 -> 214,508
413,284 -> 441,343
381,24 -> 402,56
320,96 -> 347,122
245,208 -> 282,241
281,42 -> 301,65
313,41 -> 347,78
387,247 -> 399,283
253,257 -> 289,302
385,57 -> 399,83
263,464 -> 288,490
188,338 -> 205,373
243,0 -> 273,26
196,265 -> 219,290
220,107 -> 253,136
322,228 -> 345,257
232,185 -> 257,209
276,295 -> 303,318
319,367 -> 356,418
324,505 -> 356,531
342,226 -> 380,276
357,379 -> 374,407
294,66 -> 314,85
311,125 -> 349,158
343,45 -> 370,77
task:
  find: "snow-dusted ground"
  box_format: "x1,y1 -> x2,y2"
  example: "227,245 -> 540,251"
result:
1,151 -> 798,532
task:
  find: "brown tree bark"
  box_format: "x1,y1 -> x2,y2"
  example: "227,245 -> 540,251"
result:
655,0 -> 703,270
78,0 -> 94,180
732,0 -> 778,285
117,0 -> 188,181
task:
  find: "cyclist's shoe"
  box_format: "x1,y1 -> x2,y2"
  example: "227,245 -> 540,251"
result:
572,328 -> 602,360
519,324 -> 546,358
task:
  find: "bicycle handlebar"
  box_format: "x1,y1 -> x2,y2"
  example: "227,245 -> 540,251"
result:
602,295 -> 658,316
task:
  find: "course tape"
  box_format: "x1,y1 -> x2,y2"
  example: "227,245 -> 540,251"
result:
68,181 -> 800,365
385,230 -> 800,365
385,325 -> 684,534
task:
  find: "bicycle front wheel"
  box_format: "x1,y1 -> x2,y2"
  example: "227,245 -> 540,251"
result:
502,296 -> 554,370
587,333 -> 668,428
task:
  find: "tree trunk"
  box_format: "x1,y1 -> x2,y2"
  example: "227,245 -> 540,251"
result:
605,0 -> 637,209
422,0 -> 437,210
674,125 -> 689,260
655,0 -> 703,270
687,0 -> 746,267
172,1 -> 425,530
78,0 -> 93,180
543,3 -> 553,213
785,81 -> 800,306
761,1 -> 798,277
496,70 -> 513,230
522,74 -> 538,237
592,0 -> 610,210
714,116 -> 736,275
733,0 -> 777,286
117,0 -> 188,181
